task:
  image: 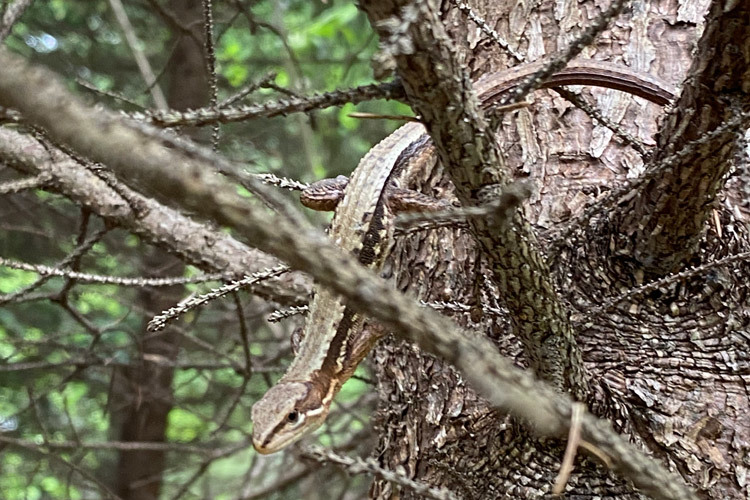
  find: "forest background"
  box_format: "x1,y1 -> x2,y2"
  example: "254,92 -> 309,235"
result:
0,0 -> 748,499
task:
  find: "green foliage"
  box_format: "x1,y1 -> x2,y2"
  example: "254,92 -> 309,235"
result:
167,408 -> 207,442
209,0 -> 408,182
1,1 -> 385,498
0,267 -> 37,293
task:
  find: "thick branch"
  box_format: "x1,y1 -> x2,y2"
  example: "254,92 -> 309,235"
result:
359,0 -> 587,397
0,48 -> 696,500
616,0 -> 750,273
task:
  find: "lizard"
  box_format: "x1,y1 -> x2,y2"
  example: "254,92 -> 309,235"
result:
250,59 -> 676,454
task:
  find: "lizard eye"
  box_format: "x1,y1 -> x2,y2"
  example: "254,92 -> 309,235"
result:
287,410 -> 299,423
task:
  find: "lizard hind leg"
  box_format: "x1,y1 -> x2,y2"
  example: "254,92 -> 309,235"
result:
338,321 -> 389,383
385,187 -> 452,213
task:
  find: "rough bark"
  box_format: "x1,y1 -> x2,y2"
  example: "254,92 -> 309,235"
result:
365,0 -> 749,498
615,0 -> 750,274
361,0 -> 588,398
0,0 -> 746,497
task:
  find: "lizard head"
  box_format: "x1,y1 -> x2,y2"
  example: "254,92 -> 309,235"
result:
251,381 -> 329,454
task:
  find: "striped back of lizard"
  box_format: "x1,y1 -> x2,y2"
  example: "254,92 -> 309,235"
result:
251,59 -> 675,454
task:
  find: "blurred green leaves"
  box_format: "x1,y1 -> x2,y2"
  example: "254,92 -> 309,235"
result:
0,1 -> 390,498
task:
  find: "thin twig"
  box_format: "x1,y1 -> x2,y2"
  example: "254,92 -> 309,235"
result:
301,446 -> 461,500
0,434 -> 223,455
454,0 -> 648,154
553,402 -> 584,494
588,250 -> 750,316
134,81 -> 406,127
0,228 -> 108,306
108,0 -> 167,109
0,435 -> 123,499
267,304 -> 308,322
0,0 -> 32,42
0,174 -> 49,194
550,105 -> 750,256
501,0 -> 630,106
147,265 -> 289,331
0,48 -> 699,500
220,73 -> 277,107
202,0 -> 220,149
0,256 -> 231,287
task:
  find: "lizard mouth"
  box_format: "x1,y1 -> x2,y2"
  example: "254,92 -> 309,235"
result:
252,441 -> 275,455
252,430 -> 304,455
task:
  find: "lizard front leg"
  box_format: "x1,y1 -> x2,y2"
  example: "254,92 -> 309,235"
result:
301,175 -> 451,214
299,175 -> 349,211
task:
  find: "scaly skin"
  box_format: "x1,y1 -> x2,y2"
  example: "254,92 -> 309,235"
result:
251,60 -> 675,455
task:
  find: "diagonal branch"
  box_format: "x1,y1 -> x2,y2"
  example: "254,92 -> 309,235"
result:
0,129 -> 306,306
108,0 -> 168,109
0,47 -> 695,500
134,80 -> 406,127
0,0 -> 32,42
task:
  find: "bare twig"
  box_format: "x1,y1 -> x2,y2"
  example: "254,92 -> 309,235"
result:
0,435 -> 123,499
267,304 -> 308,322
108,0 -> 168,109
454,0 -> 649,154
0,173 -> 49,194
501,0 -> 630,106
301,446 -> 461,500
449,0 -> 524,61
254,172 -> 309,192
0,129 -> 307,306
147,265 -> 289,331
0,434 -> 224,455
0,358 -> 284,373
589,250 -> 750,316
0,228 -> 107,306
0,0 -> 32,42
553,402 -> 584,494
201,0 -> 220,148
76,78 -> 144,108
550,111 -> 750,255
220,73 -> 277,107
347,111 -> 418,122
0,256 -> 230,287
134,80 -> 406,127
145,0 -> 203,47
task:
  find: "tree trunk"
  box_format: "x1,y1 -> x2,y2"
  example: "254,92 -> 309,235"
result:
367,0 -> 749,498
111,1 -> 208,498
